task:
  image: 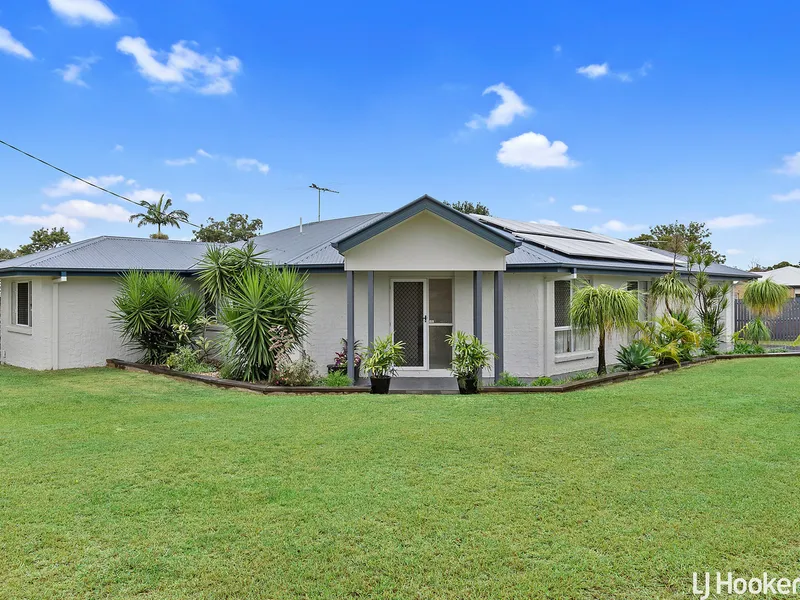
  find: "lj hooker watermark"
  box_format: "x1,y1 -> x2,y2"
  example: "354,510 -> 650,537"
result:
693,572 -> 800,598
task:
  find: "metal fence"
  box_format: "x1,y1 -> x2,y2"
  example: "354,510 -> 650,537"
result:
734,298 -> 800,340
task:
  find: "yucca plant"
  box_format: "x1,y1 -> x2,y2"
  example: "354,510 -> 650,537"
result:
111,271 -> 203,364
650,272 -> 693,316
569,282 -> 640,375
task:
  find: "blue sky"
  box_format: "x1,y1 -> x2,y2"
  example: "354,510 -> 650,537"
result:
1,1 -> 800,267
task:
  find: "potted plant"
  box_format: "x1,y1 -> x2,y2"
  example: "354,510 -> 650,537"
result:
362,334 -> 405,394
445,331 -> 495,394
327,338 -> 362,381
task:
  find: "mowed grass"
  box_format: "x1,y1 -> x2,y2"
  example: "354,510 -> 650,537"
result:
2,360 -> 800,599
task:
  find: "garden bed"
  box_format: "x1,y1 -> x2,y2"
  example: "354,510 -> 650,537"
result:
109,353 -> 800,395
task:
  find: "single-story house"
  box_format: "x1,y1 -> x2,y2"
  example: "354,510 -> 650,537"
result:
757,266 -> 800,298
0,195 -> 756,380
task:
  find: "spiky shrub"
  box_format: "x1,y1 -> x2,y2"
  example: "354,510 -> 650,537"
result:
616,340 -> 658,370
111,271 -> 203,364
738,278 -> 789,345
530,376 -> 553,387
495,371 -> 525,386
362,334 -> 405,378
445,331 -> 495,380
568,283 -> 640,375
636,315 -> 701,365
319,371 -> 352,387
650,272 -> 694,316
687,251 -> 731,339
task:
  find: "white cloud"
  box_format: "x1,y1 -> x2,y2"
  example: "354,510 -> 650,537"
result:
553,44 -> 562,56
128,188 -> 167,204
116,36 -> 241,95
497,132 -> 577,169
547,196 -> 556,204
0,26 -> 34,60
48,0 -> 117,25
727,248 -> 744,256
466,83 -> 532,130
576,63 -> 609,79
591,220 -> 647,233
113,144 -> 124,152
0,213 -> 85,231
577,61 -> 651,82
165,156 -> 197,167
538,219 -> 561,226
55,57 -> 98,87
43,174 -> 125,197
707,214 -> 769,229
41,200 -> 131,222
185,193 -> 204,203
774,152 -> 800,176
571,204 -> 600,213
772,189 -> 800,202
235,158 -> 269,174
196,148 -> 214,158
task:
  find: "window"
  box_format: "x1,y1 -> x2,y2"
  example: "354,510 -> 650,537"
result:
627,281 -> 650,320
554,280 -> 591,354
14,281 -> 32,327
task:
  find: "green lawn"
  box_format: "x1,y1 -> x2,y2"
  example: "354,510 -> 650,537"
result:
2,360 -> 800,599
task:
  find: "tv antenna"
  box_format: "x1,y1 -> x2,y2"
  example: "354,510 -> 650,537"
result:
309,183 -> 339,222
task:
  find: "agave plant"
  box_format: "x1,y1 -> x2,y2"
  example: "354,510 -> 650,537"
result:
616,340 -> 658,370
569,282 -> 640,375
111,271 -> 203,364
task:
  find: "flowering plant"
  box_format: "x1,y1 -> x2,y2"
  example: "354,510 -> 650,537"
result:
333,338 -> 362,369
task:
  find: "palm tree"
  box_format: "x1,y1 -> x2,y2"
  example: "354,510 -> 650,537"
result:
128,195 -> 190,240
650,272 -> 693,316
569,282 -> 641,375
740,277 -> 789,344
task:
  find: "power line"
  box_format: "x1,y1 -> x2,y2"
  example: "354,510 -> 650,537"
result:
0,138 -> 200,228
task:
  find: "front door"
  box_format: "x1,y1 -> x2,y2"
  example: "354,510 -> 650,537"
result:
391,279 -> 453,371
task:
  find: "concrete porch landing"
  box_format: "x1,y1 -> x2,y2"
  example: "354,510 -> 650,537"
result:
355,377 -> 488,394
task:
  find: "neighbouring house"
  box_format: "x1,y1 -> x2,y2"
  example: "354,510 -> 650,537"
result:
750,266 -> 800,298
0,195 -> 756,379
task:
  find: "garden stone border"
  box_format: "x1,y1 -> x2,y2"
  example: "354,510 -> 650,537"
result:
108,353 -> 800,395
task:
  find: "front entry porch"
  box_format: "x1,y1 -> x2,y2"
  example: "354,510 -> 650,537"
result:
345,270 -> 506,383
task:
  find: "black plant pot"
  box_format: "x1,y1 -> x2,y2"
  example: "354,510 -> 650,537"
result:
457,373 -> 480,395
370,376 -> 392,394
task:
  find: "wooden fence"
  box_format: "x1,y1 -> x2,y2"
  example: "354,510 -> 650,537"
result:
734,298 -> 800,340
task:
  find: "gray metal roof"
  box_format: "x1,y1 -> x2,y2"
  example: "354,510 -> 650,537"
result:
0,236 -> 210,274
0,206 -> 756,280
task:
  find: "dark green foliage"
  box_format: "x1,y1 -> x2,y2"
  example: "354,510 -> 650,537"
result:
128,195 -> 189,239
616,340 -> 658,370
192,213 -> 264,243
699,334 -> 720,357
636,315 -> 701,365
17,227 -> 71,255
165,346 -> 216,373
319,371 -> 352,387
443,200 -> 490,216
530,376 -> 553,387
0,248 -> 17,260
111,271 -> 203,364
731,341 -> 765,355
629,221 -> 725,264
495,372 -> 525,386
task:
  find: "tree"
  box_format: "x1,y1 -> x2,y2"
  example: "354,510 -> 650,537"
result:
739,278 -> 790,345
128,195 -> 189,239
568,282 -> 640,375
756,260 -> 798,271
0,248 -> 17,261
444,201 -> 490,216
687,249 -> 731,340
650,272 -> 693,316
629,221 -> 725,264
192,213 -> 263,243
17,227 -> 71,255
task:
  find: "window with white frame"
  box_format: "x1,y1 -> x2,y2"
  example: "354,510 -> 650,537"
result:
13,281 -> 32,327
554,280 -> 591,354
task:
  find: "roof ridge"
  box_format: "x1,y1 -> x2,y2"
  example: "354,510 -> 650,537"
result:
284,213 -> 388,264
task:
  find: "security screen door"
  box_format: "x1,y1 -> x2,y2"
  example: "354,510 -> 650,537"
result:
391,279 -> 453,370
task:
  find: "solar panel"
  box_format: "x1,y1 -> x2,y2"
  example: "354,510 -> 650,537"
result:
517,233 -> 678,264
472,215 -> 609,242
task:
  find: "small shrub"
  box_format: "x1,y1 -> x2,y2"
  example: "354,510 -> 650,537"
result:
731,341 -> 765,355
319,371 -> 352,387
495,371 -> 525,386
616,340 -> 658,370
530,376 -> 553,387
165,346 -> 216,373
767,347 -> 788,354
566,371 -> 596,382
699,334 -> 720,357
271,352 -> 318,386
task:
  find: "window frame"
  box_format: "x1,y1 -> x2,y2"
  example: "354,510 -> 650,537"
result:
13,280 -> 33,328
553,279 -> 591,355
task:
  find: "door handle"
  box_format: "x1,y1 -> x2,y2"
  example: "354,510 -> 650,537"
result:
423,315 -> 428,323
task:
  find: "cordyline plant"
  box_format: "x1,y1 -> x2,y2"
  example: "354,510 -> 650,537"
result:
687,247 -> 731,340
569,282 -> 640,375
198,242 -> 311,382
111,271 -> 203,364
739,277 -> 789,345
